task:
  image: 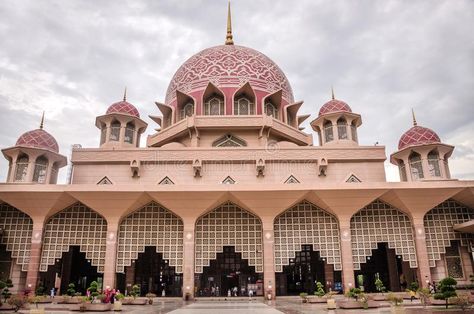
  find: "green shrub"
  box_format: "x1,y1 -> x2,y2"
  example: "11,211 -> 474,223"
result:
7,294 -> 27,312
130,284 -> 140,299
66,283 -> 76,297
35,285 -> 45,296
1,279 -> 13,302
87,281 -> 100,299
433,277 -> 457,309
387,292 -> 403,306
346,288 -> 362,300
314,282 -> 325,297
374,273 -> 386,293
408,281 -> 419,292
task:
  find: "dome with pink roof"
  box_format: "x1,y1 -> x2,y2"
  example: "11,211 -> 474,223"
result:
16,128 -> 59,153
398,125 -> 441,150
106,100 -> 140,118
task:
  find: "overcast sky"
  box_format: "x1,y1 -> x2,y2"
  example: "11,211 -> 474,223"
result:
0,0 -> 472,183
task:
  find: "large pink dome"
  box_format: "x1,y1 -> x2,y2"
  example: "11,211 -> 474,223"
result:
16,129 -> 59,153
165,45 -> 294,106
106,101 -> 140,118
319,99 -> 352,116
398,125 -> 441,150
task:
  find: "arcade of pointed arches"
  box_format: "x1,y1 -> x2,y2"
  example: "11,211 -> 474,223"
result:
0,197 -> 473,295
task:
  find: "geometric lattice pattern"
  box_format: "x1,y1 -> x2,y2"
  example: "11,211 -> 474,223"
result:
195,202 -> 263,273
166,45 -> 294,106
0,203 -> 33,271
319,99 -> 352,116
424,199 -> 474,267
274,201 -> 342,272
15,128 -> 59,153
351,200 -> 418,270
39,203 -> 107,272
398,125 -> 441,150
116,202 -> 183,273
106,100 -> 140,118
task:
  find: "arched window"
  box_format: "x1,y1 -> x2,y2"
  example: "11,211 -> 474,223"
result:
124,122 -> 135,144
234,97 -> 255,115
398,160 -> 407,181
351,121 -> 358,142
427,150 -> 441,177
212,134 -> 247,147
14,154 -> 29,182
409,152 -> 424,180
180,102 -> 194,119
337,118 -> 348,139
110,120 -> 120,141
204,96 -> 224,115
324,121 -> 334,143
265,102 -> 278,118
100,123 -> 106,145
33,156 -> 48,183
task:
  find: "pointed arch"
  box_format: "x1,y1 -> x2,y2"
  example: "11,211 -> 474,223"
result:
424,199 -> 474,267
176,90 -> 195,121
345,173 -> 361,183
274,201 -> 342,272
194,201 -> 263,273
262,89 -> 282,118
350,200 -> 417,270
116,201 -> 184,273
284,175 -> 300,184
0,202 -> 33,271
158,176 -> 174,185
233,82 -> 256,115
202,82 -> 225,115
212,134 -> 247,147
39,202 -> 107,273
97,176 -> 113,185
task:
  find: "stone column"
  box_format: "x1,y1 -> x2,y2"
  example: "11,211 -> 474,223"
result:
25,220 -> 44,291
339,216 -> 355,292
412,217 -> 431,288
7,154 -> 18,183
45,160 -> 54,184
262,220 -> 275,300
182,218 -> 195,299
103,221 -> 118,289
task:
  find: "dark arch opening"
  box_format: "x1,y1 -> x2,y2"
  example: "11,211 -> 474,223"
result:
195,246 -> 263,297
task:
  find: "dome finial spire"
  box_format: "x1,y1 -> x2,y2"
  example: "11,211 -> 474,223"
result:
123,87 -> 127,102
412,108 -> 417,126
331,86 -> 335,100
40,111 -> 45,129
225,1 -> 234,45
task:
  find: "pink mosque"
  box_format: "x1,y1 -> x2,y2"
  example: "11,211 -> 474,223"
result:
0,3 -> 473,299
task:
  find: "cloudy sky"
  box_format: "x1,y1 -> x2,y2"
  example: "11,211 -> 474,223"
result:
0,0 -> 472,183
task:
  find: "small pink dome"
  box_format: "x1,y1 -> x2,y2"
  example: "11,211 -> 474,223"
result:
16,129 -> 59,153
106,101 -> 140,118
319,99 -> 352,116
398,125 -> 441,150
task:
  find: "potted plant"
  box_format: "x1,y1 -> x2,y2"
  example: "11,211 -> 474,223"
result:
130,285 -> 140,299
387,293 -> 404,314
66,283 -> 76,297
28,295 -> 45,314
78,296 -> 88,312
374,274 -> 386,301
114,293 -> 124,311
87,281 -> 100,303
1,279 -> 13,303
358,293 -> 369,309
357,274 -> 365,291
145,293 -> 156,304
299,292 -> 308,303
325,291 -> 338,309
433,277 -> 457,309
7,294 -> 27,312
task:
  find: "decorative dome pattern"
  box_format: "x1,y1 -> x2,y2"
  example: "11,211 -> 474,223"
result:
16,129 -> 59,153
398,126 -> 441,150
165,45 -> 294,106
106,101 -> 140,118
319,99 -> 352,116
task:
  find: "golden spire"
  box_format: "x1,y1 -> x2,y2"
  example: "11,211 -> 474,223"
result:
40,111 -> 45,129
123,87 -> 127,101
412,108 -> 417,126
225,1 -> 234,45
331,86 -> 335,100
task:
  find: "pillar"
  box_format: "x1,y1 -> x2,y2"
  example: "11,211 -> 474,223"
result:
262,219 -> 275,299
25,220 -> 44,292
412,216 -> 431,288
339,216 -> 355,292
103,221 -> 118,289
182,218 -> 195,299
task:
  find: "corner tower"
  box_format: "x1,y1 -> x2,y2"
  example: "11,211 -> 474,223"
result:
390,110 -> 454,181
1,113 -> 67,184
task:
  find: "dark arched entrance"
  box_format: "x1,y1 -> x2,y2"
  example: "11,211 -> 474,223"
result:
195,246 -> 263,297
116,246 -> 182,297
276,244 -> 341,295
0,245 -> 12,280
39,246 -> 101,295
354,243 -> 417,292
